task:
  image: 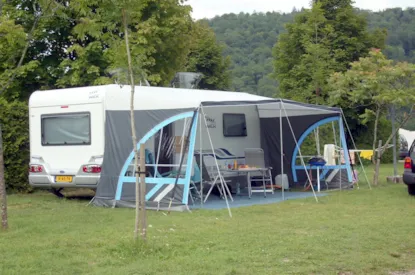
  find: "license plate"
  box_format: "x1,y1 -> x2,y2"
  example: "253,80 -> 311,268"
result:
55,176 -> 73,183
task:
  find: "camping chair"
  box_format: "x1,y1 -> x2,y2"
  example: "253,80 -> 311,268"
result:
244,148 -> 274,197
124,149 -> 162,177
194,154 -> 233,203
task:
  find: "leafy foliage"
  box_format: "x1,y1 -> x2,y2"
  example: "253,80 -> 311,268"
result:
0,99 -> 30,193
207,11 -> 299,96
62,0 -> 193,87
364,8 -> 415,63
208,7 -> 415,98
184,21 -> 231,90
328,49 -> 415,157
273,0 -> 386,103
0,15 -> 40,100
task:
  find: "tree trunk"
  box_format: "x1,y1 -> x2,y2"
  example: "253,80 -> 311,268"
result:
122,9 -> 141,241
373,140 -> 382,186
0,124 -> 8,230
391,105 -> 397,177
372,107 -> 381,165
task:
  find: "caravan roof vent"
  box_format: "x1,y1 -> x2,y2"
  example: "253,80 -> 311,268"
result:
170,72 -> 203,89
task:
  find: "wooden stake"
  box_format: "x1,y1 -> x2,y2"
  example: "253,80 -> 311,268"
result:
373,140 -> 382,186
0,124 -> 8,230
122,9 -> 141,241
139,143 -> 147,241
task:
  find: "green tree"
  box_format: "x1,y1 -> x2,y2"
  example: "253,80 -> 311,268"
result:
273,0 -> 386,103
61,0 -> 193,87
184,21 -> 231,90
0,16 -> 40,100
328,49 -> 415,184
0,98 -> 29,193
0,0 -> 70,100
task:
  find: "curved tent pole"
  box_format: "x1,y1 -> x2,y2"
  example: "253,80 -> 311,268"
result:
154,127 -> 163,178
314,128 -> 320,156
114,111 -> 196,205
291,116 -> 341,183
332,121 -> 338,147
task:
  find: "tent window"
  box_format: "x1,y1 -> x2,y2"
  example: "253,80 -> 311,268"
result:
223,113 -> 247,137
41,112 -> 91,146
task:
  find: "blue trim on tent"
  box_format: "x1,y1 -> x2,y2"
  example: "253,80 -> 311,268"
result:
182,112 -> 199,204
291,116 -> 354,183
320,168 -> 329,180
115,111 -> 195,202
294,165 -> 350,170
120,177 -> 188,184
339,118 -> 353,182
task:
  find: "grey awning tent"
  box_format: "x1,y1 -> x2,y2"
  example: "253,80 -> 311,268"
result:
90,84 -> 353,211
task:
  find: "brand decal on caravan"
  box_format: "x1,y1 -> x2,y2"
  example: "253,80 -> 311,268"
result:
206,116 -> 216,128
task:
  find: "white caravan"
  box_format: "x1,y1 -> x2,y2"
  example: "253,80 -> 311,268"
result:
29,86 -> 106,189
28,85 -> 267,190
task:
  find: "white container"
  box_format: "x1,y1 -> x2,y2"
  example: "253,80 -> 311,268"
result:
275,174 -> 289,190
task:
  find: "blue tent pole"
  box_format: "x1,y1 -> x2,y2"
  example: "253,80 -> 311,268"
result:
167,109 -> 198,213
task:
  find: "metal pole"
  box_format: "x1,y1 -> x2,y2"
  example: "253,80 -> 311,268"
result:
200,106 -> 232,217
199,106 -> 203,207
281,102 -> 319,203
0,124 -> 8,230
279,105 -> 284,201
392,105 -> 397,177
340,110 -> 371,189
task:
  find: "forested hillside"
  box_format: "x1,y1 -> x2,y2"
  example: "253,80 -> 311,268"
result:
207,8 -> 415,97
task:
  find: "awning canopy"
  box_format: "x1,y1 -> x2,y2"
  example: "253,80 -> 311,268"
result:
88,84 -> 351,210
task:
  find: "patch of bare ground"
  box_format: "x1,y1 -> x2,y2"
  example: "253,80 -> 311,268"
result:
390,270 -> 415,275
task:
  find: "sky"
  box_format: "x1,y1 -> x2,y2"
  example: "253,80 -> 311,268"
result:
186,0 -> 414,20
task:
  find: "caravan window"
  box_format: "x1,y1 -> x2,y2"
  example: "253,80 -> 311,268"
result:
41,112 -> 91,146
223,113 -> 247,137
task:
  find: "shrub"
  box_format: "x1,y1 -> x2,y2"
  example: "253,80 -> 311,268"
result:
0,98 -> 31,193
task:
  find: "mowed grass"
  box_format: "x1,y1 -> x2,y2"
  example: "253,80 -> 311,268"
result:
1,164 -> 415,275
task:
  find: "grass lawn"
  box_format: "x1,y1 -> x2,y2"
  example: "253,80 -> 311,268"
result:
1,164 -> 414,275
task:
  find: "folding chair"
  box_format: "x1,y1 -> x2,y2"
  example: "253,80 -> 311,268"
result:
244,148 -> 274,197
194,154 -> 233,203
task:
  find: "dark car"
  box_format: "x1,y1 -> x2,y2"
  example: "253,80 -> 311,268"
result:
402,140 -> 415,195
399,134 -> 409,159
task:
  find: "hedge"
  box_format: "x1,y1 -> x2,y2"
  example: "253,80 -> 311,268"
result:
0,98 -> 31,193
